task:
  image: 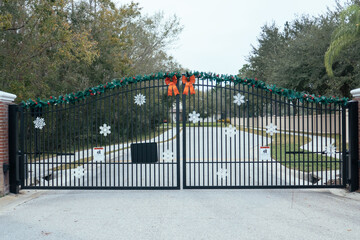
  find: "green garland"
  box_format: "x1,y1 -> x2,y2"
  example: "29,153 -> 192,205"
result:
21,71 -> 348,108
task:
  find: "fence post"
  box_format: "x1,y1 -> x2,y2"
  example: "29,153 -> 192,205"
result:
350,88 -> 360,191
0,91 -> 17,196
346,101 -> 359,191
9,105 -> 19,193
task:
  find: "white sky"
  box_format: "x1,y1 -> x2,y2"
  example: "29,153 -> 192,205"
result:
116,0 -> 346,75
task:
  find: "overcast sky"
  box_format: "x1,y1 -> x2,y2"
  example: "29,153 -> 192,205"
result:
116,0 -> 347,75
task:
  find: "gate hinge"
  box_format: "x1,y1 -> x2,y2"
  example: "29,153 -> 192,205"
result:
3,163 -> 10,173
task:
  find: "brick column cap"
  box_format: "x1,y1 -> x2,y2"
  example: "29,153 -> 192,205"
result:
350,88 -> 360,98
0,91 -> 16,103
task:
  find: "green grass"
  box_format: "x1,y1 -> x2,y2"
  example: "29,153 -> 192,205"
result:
239,126 -> 341,172
271,133 -> 340,172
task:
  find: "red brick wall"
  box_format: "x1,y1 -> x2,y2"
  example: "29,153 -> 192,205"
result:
0,101 -> 9,195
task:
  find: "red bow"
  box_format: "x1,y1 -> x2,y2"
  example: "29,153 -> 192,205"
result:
182,75 -> 196,95
165,76 -> 180,96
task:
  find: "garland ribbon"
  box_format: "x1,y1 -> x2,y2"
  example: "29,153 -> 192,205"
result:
182,75 -> 196,95
20,71 -> 349,109
165,76 -> 180,96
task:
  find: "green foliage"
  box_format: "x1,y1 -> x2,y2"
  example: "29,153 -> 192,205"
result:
21,71 -> 348,109
240,2 -> 360,98
0,0 -> 183,102
325,4 -> 360,77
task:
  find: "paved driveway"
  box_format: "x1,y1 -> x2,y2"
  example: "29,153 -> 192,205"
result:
0,189 -> 359,240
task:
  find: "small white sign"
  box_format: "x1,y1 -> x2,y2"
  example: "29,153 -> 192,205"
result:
93,147 -> 105,162
259,146 -> 271,161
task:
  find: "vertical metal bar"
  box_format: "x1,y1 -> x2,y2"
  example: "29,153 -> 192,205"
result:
338,104 -> 342,185
24,109 -> 29,187
206,77 -> 210,187
257,87 -> 260,186
279,96 -> 282,185
211,80 -> 215,187
297,100 -> 300,186
176,78 -> 181,189
193,81 -> 196,186
311,102 -> 315,186
162,79 -> 165,187
152,81 -> 156,187
341,105 -> 347,187
325,103 -> 328,185
19,106 -> 25,188
155,79 -> 161,187
266,91 -> 269,186
302,102 -> 305,186
126,85 -> 131,187
293,100 -> 296,185
252,86 -> 255,186
274,94 -> 278,186
247,86 -> 250,186
261,89 -> 264,186
243,84 -> 246,185
202,78 -> 205,186
329,103 -> 333,185
316,103 -> 319,185
182,90 -> 187,188
307,102 -> 310,186
117,88 -> 121,187
347,101 -> 359,191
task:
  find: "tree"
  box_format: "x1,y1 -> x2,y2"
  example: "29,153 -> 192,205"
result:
0,0 -> 183,102
239,3 -> 360,98
325,4 -> 360,77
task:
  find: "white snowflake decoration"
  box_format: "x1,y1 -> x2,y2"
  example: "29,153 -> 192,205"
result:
162,150 -> 174,162
216,168 -> 229,180
188,111 -> 200,124
324,143 -> 336,156
224,124 -> 236,138
72,166 -> 85,179
33,117 -> 46,129
266,123 -> 278,136
233,93 -> 246,106
99,123 -> 111,136
134,93 -> 146,106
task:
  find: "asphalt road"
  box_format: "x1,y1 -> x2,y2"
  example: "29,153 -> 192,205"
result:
0,189 -> 359,240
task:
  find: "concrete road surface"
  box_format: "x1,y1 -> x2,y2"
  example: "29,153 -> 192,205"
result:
0,189 -> 359,240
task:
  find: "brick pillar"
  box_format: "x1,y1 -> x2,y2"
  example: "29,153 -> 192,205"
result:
0,91 -> 17,196
350,88 -> 360,190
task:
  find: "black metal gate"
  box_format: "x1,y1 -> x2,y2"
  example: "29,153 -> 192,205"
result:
17,76 -> 181,189
182,75 -> 349,189
11,72 -> 356,190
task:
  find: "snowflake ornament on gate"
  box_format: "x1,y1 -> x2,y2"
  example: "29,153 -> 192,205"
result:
224,124 -> 237,138
134,93 -> 146,106
324,142 -> 336,156
216,168 -> 229,180
33,117 -> 46,130
266,123 -> 278,136
99,123 -> 111,136
72,166 -> 85,179
188,111 -> 200,124
233,93 -> 246,106
162,150 -> 174,162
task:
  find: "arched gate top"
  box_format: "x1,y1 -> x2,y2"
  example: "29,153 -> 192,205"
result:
21,71 -> 349,109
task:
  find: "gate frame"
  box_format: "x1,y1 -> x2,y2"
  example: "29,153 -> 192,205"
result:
6,82 -> 360,192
